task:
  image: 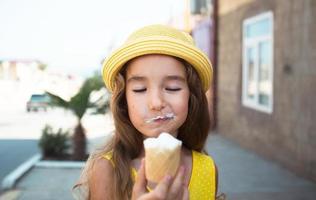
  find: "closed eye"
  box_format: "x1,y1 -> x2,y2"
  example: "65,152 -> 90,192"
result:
166,88 -> 181,91
132,88 -> 146,93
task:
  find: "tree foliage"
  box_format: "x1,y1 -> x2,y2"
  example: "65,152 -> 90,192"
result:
46,73 -> 109,160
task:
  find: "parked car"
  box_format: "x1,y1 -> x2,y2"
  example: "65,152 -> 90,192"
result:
26,94 -> 50,112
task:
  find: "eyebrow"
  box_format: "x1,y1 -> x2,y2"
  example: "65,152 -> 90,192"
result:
126,76 -> 146,83
164,75 -> 186,82
127,75 -> 186,83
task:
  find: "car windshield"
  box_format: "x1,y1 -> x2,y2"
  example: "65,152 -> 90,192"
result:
30,95 -> 49,102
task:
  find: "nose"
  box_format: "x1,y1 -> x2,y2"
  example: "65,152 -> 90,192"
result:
148,89 -> 165,111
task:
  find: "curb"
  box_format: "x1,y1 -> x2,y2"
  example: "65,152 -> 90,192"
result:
1,154 -> 86,191
1,154 -> 41,190
35,160 -> 85,168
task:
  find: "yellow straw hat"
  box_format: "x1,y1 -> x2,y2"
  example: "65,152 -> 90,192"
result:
102,24 -> 213,92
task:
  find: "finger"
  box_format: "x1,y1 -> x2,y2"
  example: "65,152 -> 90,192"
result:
132,159 -> 147,198
182,186 -> 189,200
168,166 -> 186,197
151,174 -> 172,199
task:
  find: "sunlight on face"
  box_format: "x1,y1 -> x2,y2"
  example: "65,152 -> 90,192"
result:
125,54 -> 190,138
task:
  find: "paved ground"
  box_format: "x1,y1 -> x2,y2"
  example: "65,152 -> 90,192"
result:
1,133 -> 316,200
16,168 -> 81,200
206,134 -> 316,200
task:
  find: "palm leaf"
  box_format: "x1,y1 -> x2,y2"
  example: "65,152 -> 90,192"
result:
46,91 -> 70,109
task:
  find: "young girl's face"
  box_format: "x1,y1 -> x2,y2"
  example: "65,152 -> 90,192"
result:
125,54 -> 190,138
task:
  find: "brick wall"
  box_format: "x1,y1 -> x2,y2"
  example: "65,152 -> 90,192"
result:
216,0 -> 316,181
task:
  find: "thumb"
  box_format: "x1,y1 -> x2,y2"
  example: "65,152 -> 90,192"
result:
132,159 -> 147,198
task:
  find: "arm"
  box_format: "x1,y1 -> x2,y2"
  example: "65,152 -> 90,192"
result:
89,158 -> 115,200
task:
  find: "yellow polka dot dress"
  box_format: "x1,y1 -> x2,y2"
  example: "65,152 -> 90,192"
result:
188,150 -> 216,200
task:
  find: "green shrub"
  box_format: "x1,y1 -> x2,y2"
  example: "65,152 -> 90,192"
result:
39,124 -> 70,158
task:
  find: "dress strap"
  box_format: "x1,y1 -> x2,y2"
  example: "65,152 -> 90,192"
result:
101,151 -> 115,167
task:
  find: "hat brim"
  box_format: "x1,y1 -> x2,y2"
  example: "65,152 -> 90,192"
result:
102,36 -> 213,92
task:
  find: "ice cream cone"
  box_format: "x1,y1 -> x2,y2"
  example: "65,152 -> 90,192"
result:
143,132 -> 182,183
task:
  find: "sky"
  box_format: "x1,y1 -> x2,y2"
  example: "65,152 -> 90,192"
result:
0,0 -> 182,77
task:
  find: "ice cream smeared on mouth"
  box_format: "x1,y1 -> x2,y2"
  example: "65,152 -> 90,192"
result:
145,113 -> 175,123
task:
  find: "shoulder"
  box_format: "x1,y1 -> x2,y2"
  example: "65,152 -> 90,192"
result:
89,156 -> 115,199
91,151 -> 115,180
92,155 -> 114,174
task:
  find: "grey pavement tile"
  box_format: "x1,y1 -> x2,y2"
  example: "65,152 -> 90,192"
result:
226,190 -> 316,200
16,167 -> 81,200
206,134 -> 316,198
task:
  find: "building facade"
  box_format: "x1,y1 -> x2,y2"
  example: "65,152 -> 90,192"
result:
0,60 -> 82,110
216,0 -> 316,181
0,60 -> 45,109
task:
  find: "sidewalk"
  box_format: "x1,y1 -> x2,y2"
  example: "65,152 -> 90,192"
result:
0,135 -> 111,200
206,134 -> 316,200
1,133 -> 316,200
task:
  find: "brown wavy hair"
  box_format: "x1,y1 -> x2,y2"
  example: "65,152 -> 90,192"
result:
73,56 -> 212,200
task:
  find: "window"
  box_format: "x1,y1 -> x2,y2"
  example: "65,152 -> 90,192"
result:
242,12 -> 273,113
190,0 -> 210,15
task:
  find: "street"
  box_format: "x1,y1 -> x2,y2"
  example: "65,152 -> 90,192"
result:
0,106 -> 114,193
0,107 -> 75,193
0,139 -> 39,185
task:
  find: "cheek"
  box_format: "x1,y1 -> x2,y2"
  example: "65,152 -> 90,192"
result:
173,93 -> 190,119
126,94 -> 146,121
180,100 -> 189,119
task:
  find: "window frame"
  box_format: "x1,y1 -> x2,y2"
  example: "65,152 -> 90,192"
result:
242,11 -> 274,114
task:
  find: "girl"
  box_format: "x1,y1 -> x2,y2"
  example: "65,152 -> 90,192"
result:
73,24 -> 222,200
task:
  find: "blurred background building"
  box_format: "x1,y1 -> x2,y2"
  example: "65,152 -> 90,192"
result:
0,60 -> 45,110
0,60 -> 82,110
211,0 -> 316,182
170,0 -> 316,182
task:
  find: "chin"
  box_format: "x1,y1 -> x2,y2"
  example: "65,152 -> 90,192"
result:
148,130 -> 178,138
139,125 -> 179,137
